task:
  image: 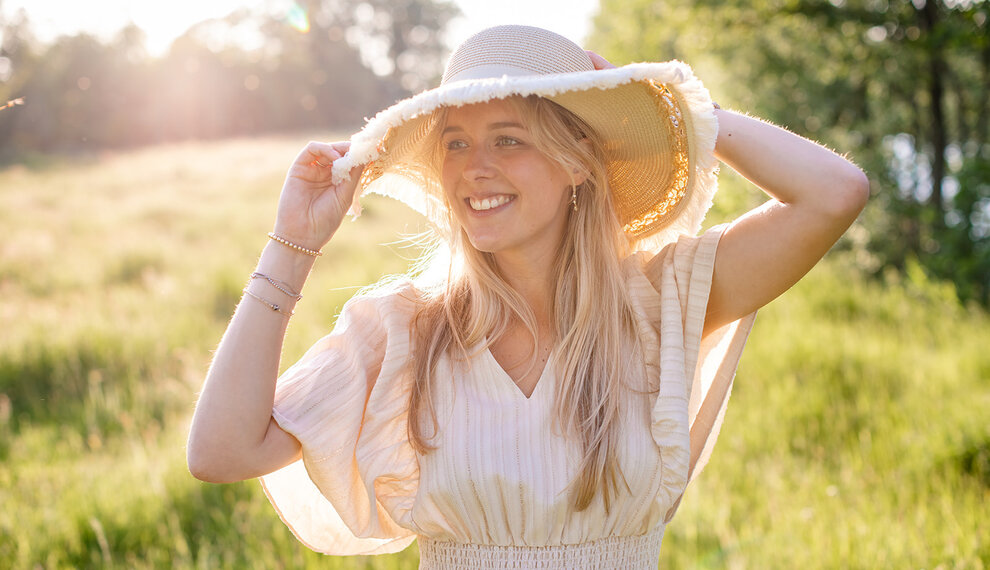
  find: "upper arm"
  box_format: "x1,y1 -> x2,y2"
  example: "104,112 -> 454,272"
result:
704,170 -> 869,334
188,293 -> 401,484
256,417 -> 304,476
188,415 -> 302,484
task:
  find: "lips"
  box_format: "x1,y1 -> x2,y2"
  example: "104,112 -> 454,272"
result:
468,195 -> 514,211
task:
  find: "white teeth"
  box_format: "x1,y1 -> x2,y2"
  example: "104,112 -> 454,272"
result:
469,195 -> 511,211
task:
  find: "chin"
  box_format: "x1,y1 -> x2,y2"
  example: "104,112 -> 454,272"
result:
464,231 -> 512,254
466,237 -> 500,254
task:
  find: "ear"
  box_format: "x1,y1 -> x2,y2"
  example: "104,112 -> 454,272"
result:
571,170 -> 589,189
570,137 -> 593,187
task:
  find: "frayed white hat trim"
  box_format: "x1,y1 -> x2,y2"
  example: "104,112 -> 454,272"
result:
330,25 -> 718,251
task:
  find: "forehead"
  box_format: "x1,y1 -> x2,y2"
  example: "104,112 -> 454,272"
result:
441,97 -> 526,129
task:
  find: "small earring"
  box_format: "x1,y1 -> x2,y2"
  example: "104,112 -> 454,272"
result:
571,185 -> 578,211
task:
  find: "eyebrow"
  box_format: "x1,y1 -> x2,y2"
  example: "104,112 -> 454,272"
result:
441,121 -> 526,135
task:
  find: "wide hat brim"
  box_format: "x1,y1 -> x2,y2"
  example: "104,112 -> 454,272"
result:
331,30 -> 719,251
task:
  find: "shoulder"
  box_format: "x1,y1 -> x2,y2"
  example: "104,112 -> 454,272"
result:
292,279 -> 421,364
621,225 -> 731,334
337,278 -> 423,333
624,224 -> 729,292
276,279 -> 422,414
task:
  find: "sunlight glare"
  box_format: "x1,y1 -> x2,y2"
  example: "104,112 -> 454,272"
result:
3,0 -> 599,55
285,2 -> 310,34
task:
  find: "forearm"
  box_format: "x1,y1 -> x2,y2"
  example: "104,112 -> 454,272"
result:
187,241 -> 315,481
187,140 -> 361,482
713,109 -> 868,216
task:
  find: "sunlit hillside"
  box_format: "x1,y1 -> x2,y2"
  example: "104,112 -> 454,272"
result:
0,137 -> 986,568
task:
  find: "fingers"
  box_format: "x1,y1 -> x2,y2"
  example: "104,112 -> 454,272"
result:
585,50 -> 617,70
299,141 -> 351,169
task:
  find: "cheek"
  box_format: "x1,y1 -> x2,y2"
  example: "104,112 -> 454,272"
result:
538,166 -> 576,203
440,150 -> 469,181
440,162 -> 458,202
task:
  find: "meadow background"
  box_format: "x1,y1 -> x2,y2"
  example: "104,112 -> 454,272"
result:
2,0 -> 988,568
0,135 -> 986,569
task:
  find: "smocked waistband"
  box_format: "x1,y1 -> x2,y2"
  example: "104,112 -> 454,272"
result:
417,525 -> 665,569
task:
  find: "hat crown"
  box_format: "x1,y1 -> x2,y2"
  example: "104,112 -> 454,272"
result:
441,25 -> 595,85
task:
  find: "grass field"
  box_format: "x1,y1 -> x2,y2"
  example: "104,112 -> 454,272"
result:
0,136 -> 986,569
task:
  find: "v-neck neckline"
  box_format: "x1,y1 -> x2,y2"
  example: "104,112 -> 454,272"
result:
484,343 -> 553,401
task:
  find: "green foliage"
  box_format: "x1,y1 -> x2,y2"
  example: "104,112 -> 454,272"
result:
1,137 -> 986,567
590,0 -> 990,306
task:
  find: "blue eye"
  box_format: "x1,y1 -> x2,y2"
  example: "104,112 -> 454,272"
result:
496,136 -> 520,147
445,139 -> 467,151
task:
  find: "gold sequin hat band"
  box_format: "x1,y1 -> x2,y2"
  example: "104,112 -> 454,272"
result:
331,24 -> 720,249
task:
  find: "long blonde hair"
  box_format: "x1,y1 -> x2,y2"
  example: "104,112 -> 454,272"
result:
407,96 -> 641,512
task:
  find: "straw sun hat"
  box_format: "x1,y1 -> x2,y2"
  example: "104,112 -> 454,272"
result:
330,24 -> 719,249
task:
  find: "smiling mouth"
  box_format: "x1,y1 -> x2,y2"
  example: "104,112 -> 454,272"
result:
468,195 -> 514,211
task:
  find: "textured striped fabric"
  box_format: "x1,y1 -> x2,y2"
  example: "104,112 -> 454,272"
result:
418,525 -> 665,569
259,225 -> 757,566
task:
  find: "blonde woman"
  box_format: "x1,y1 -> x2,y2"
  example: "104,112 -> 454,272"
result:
187,25 -> 868,568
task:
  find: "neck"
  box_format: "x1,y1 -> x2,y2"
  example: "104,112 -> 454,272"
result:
492,246 -> 557,322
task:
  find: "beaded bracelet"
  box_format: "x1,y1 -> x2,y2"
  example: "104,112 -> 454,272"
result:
243,288 -> 294,316
267,232 -> 323,257
251,271 -> 302,299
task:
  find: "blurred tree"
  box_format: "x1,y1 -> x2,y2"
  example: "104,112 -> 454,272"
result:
590,0 -> 990,304
1,32 -> 113,152
0,0 -> 458,161
0,5 -> 38,154
155,9 -> 393,141
360,0 -> 460,92
299,0 -> 459,93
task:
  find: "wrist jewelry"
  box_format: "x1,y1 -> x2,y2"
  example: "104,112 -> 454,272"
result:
267,232 -> 323,257
243,288 -> 294,316
251,272 -> 302,299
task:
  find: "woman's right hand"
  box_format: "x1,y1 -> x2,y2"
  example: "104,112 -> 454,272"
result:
271,141 -> 365,252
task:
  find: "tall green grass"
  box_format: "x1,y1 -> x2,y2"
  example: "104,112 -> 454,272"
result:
664,258 -> 989,568
0,137 -> 985,568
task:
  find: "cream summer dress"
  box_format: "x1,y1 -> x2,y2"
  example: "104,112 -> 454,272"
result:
260,226 -> 757,569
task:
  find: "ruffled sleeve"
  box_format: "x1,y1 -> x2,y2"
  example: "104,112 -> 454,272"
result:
258,283 -> 421,555
641,224 -> 757,520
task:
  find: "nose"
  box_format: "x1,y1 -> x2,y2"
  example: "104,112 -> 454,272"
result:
462,145 -> 496,181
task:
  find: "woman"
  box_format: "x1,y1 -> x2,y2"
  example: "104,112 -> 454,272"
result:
187,25 -> 868,568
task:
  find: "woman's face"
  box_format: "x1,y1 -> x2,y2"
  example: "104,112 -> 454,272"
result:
440,99 -> 579,262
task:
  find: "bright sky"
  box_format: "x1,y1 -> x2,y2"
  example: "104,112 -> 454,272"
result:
1,0 -> 600,55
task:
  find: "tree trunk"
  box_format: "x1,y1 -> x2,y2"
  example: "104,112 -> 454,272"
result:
920,0 -> 947,229
979,41 -> 989,148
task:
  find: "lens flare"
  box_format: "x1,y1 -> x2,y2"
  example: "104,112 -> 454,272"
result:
0,97 -> 24,112
286,3 -> 310,34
